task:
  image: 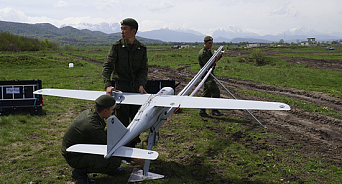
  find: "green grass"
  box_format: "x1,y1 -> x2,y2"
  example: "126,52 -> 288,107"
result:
148,47 -> 200,68
0,46 -> 342,183
0,51 -> 104,90
235,89 -> 342,119
260,45 -> 341,53
207,53 -> 342,97
152,108 -> 342,183
277,53 -> 342,60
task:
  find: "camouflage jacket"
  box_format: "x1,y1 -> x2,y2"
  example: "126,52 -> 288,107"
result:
61,109 -> 106,156
102,39 -> 148,89
198,46 -> 215,74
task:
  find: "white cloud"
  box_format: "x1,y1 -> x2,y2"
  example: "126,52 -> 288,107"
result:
242,28 -> 266,36
270,3 -> 299,17
0,7 -> 118,28
148,0 -> 175,13
58,16 -> 108,25
54,1 -> 68,8
0,7 -> 28,22
94,0 -> 120,11
140,19 -> 175,32
1,0 -> 342,36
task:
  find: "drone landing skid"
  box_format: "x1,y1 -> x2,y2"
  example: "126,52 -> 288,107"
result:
128,169 -> 164,182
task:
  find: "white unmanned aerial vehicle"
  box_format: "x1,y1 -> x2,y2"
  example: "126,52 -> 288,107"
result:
34,46 -> 290,182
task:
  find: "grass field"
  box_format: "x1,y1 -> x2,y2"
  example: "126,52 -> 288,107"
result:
1,45 -> 342,183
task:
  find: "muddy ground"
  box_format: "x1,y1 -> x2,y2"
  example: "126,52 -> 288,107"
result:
71,50 -> 342,183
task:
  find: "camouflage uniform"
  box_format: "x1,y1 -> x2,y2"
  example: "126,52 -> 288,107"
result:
61,109 -> 122,174
102,39 -> 148,146
102,39 -> 148,93
198,46 -> 220,98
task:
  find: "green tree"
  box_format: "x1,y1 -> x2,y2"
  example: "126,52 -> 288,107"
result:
0,32 -> 57,51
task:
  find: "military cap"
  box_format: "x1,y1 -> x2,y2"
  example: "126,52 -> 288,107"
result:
95,95 -> 116,107
204,36 -> 213,42
121,18 -> 138,30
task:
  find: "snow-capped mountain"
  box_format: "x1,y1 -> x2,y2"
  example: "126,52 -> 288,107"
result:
162,27 -> 205,36
60,22 -> 120,34
137,28 -> 205,42
281,25 -> 321,36
212,26 -> 259,40
272,25 -> 342,42
58,22 -> 341,43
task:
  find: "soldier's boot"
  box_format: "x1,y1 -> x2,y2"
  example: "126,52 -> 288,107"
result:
199,109 -> 212,118
212,109 -> 223,116
71,168 -> 96,184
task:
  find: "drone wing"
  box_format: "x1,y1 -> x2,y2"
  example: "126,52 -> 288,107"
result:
151,95 -> 290,110
33,89 -> 151,105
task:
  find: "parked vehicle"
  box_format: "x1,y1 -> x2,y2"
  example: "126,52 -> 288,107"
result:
325,46 -> 335,50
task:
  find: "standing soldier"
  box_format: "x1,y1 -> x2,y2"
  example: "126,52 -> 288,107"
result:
198,36 -> 224,117
102,18 -> 148,148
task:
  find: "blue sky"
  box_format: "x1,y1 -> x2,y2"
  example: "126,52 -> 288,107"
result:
1,0 -> 341,35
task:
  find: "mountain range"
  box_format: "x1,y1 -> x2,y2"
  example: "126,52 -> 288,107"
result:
0,21 -> 162,46
1,20 -> 341,45
63,22 -> 342,43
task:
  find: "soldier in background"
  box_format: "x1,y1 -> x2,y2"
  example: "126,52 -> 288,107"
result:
198,36 -> 224,118
102,18 -> 148,148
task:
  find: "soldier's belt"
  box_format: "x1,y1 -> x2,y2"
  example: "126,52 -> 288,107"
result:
116,80 -> 139,87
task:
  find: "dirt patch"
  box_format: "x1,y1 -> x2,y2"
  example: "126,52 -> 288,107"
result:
67,53 -> 105,65
280,56 -> 342,71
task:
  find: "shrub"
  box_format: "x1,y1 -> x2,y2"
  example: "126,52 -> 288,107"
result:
63,45 -> 74,51
251,49 -> 269,66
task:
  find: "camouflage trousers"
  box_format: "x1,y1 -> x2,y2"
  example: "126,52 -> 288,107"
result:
203,76 -> 220,98
65,153 -> 121,174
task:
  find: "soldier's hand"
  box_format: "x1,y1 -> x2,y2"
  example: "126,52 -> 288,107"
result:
106,86 -> 115,96
139,86 -> 147,94
132,158 -> 145,167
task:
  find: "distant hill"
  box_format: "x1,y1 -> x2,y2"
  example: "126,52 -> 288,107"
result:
60,22 -> 120,34
139,25 -> 341,43
1,21 -> 341,45
230,38 -> 271,43
212,26 -> 259,40
137,28 -> 205,42
0,21 -> 164,46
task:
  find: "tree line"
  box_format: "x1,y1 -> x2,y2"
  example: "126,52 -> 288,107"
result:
0,32 -> 58,51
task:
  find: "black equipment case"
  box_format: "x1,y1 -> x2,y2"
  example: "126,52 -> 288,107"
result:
145,79 -> 179,94
0,80 -> 42,115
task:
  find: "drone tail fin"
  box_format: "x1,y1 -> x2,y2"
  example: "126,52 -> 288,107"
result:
105,116 -> 159,160
106,116 -> 128,154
